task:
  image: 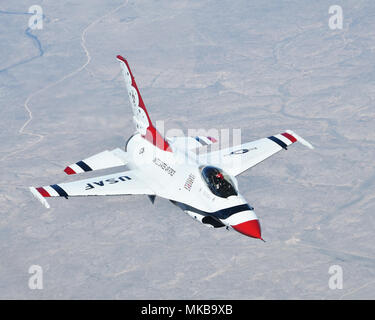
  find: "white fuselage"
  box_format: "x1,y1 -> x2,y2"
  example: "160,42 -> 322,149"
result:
125,134 -> 259,232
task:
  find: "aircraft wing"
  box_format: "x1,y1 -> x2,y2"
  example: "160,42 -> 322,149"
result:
29,170 -> 155,208
200,130 -> 314,177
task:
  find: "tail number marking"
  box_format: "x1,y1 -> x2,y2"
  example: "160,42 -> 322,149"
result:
153,158 -> 176,176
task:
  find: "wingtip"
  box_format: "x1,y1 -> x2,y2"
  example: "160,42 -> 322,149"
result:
29,187 -> 50,209
286,130 -> 314,150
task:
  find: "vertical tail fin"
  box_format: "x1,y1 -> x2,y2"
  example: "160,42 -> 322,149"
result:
116,55 -> 171,152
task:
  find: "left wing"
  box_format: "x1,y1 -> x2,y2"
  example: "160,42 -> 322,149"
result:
199,130 -> 314,177
29,170 -> 155,208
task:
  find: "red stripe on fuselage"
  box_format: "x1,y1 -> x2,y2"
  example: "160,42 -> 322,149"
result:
145,126 -> 172,152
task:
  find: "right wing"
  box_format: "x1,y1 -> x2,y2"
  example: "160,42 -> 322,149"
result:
199,130 -> 314,177
30,169 -> 154,208
64,148 -> 129,175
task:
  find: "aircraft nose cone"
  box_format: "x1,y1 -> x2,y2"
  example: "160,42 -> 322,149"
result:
232,219 -> 262,240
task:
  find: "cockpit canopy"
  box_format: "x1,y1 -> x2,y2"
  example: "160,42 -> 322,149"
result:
200,166 -> 238,198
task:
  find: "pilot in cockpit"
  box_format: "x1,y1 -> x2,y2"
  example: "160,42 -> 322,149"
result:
213,173 -> 225,190
201,165 -> 238,198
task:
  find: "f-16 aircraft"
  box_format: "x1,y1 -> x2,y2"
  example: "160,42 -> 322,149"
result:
30,55 -> 314,240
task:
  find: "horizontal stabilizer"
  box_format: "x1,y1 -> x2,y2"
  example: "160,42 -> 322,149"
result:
64,148 -> 129,175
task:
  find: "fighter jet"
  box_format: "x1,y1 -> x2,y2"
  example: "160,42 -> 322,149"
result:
30,55 -> 314,240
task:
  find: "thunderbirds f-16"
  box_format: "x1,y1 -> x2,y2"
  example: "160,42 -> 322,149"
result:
30,55 -> 314,240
